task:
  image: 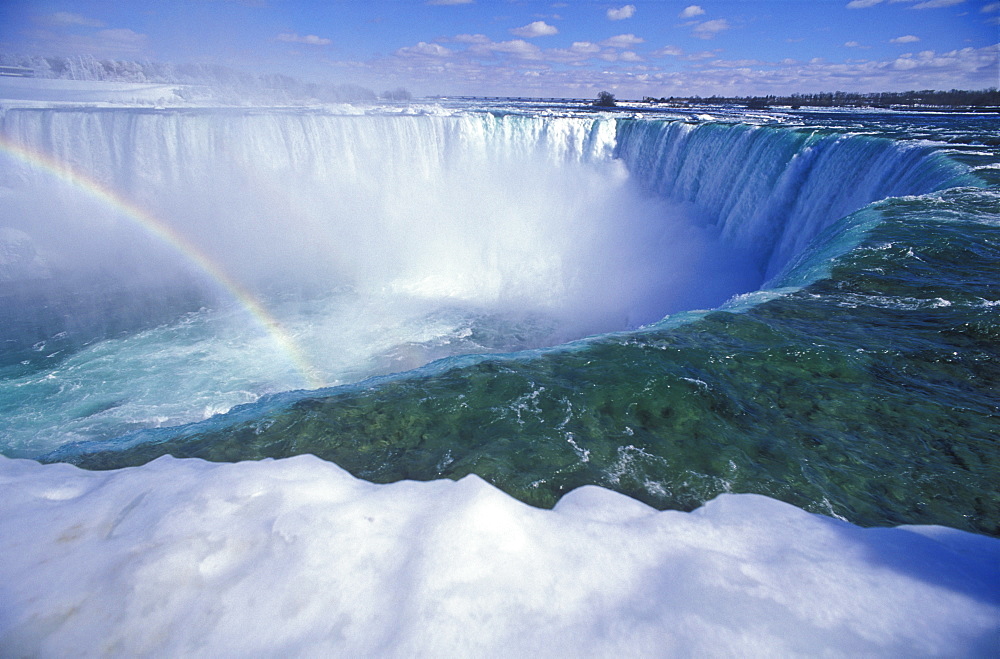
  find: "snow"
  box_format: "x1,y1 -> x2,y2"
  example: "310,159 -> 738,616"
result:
0,78 -> 361,111
0,77 -> 191,107
1,455 -> 997,656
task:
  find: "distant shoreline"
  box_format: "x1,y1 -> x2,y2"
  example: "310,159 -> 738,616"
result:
639,88 -> 1000,113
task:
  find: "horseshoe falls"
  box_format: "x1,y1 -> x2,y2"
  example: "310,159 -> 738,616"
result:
1,101 -> 998,655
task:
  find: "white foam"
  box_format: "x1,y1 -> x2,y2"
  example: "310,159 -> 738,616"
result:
0,455 -> 996,655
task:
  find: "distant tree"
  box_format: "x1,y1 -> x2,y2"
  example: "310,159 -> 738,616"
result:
593,90 -> 617,107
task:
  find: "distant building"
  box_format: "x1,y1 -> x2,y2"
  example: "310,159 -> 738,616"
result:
0,66 -> 34,78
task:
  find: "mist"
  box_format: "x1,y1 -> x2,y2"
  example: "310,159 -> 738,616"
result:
1,111 -> 761,358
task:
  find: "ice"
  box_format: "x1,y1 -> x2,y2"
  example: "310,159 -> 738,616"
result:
0,455 -> 996,656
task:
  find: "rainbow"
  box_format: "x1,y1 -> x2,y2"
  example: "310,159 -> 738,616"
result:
0,134 -> 324,389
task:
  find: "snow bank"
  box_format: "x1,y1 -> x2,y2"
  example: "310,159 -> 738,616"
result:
0,77 -> 190,107
1,455 -> 997,656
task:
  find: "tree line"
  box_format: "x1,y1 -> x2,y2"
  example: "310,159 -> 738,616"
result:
643,88 -> 999,110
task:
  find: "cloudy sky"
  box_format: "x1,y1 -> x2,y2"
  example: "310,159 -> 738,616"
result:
1,0 -> 997,97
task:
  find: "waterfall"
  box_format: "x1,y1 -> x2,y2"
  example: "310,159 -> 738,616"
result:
615,119 -> 966,278
0,109 -> 967,349
0,107 -> 976,458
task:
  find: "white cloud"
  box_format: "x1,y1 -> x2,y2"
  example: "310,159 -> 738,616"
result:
846,0 -> 884,7
357,41 -> 998,99
885,0 -> 965,6
692,19 -> 731,39
98,28 -> 146,43
545,42 -> 601,63
679,5 -> 706,18
652,45 -> 684,57
983,2 -> 1000,11
681,50 -> 720,61
277,33 -> 332,46
707,58 -> 766,69
396,41 -> 453,57
452,34 -> 491,44
19,25 -> 150,56
607,5 -> 636,20
337,14 -> 996,100
47,12 -> 105,27
889,46 -> 965,69
892,57 -> 921,70
909,0 -> 965,7
572,46 -> 984,98
35,11 -> 151,57
601,33 -> 644,48
601,50 -> 643,62
890,34 -> 921,43
471,39 -> 544,59
89,28 -> 149,54
510,21 -> 558,38
844,41 -> 863,47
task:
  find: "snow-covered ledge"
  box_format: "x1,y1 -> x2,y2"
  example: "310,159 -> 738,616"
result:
1,455 -> 997,656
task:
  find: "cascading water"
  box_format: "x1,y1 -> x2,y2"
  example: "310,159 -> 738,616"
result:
1,106 -> 993,540
1,111 -> 760,342
614,119 -> 968,278
1,110 -> 963,339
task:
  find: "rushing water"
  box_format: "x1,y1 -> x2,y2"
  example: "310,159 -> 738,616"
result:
1,102 -> 997,537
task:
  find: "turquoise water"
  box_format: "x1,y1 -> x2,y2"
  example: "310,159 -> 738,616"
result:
3,106 -> 998,536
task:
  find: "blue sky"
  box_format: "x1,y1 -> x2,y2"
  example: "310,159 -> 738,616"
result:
2,0 -> 997,97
